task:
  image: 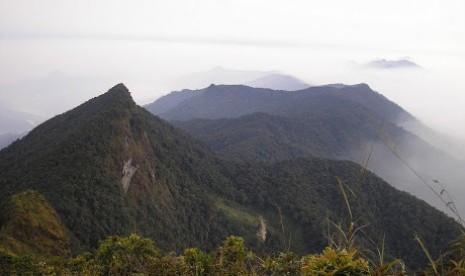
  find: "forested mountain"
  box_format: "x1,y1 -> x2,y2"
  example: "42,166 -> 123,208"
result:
148,83 -> 410,122
148,83 -> 465,216
146,87 -> 207,116
0,132 -> 23,150
0,84 -> 462,270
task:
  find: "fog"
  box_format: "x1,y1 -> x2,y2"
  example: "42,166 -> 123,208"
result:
1,40 -> 464,140
1,0 -> 464,136
349,133 -> 465,219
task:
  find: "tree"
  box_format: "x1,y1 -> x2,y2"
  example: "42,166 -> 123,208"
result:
93,233 -> 160,275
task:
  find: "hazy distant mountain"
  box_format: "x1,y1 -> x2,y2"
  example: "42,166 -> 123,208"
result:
399,118 -> 465,161
0,104 -> 44,149
244,73 -> 311,90
171,67 -> 310,91
145,87 -> 207,115
151,83 -> 412,122
0,104 -> 44,134
149,83 -> 465,216
172,67 -> 275,89
322,83 -> 347,89
0,84 -> 460,269
366,58 -> 420,69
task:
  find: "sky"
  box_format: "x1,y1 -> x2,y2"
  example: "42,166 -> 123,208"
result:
1,0 -> 465,138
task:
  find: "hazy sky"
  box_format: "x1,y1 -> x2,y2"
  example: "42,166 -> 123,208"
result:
1,0 -> 464,138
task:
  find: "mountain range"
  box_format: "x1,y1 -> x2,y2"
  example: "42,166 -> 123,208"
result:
146,83 -> 465,216
170,67 -> 311,91
0,84 -> 462,269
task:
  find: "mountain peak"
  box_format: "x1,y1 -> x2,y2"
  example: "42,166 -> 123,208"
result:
110,82 -> 128,91
351,83 -> 371,90
105,83 -> 131,98
88,83 -> 135,110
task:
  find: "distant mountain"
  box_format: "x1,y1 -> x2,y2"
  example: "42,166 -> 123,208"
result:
366,59 -> 420,69
244,73 -> 311,91
145,87 -> 207,116
172,67 -> 276,90
0,104 -> 45,134
322,83 -> 347,89
150,83 -> 413,122
398,118 -> 465,161
0,104 -> 44,149
169,67 -> 310,91
0,84 -> 461,269
146,70 -> 311,115
149,83 -> 465,216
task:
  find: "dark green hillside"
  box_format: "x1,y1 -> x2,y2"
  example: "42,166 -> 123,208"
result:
174,113 -> 318,161
173,110 -> 405,162
157,84 -> 288,120
0,83 -> 232,252
214,158 -> 462,269
158,84 -> 465,216
0,84 -> 461,270
173,109 -> 465,216
148,84 -> 418,164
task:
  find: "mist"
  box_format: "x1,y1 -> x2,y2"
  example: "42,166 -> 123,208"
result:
1,0 -> 464,140
1,38 -> 464,139
350,132 -> 465,219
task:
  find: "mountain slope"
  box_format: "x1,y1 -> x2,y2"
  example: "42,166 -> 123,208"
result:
0,84 -> 462,269
0,190 -> 71,258
0,83 -> 236,252
145,88 -> 206,115
152,84 -> 465,215
0,132 -> 23,150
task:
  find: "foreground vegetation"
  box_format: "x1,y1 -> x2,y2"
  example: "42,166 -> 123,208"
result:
1,233 -> 464,275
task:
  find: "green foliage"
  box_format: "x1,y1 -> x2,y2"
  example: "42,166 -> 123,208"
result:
69,235 -> 304,275
272,251 -> 302,275
419,233 -> 465,275
301,247 -> 370,275
92,234 -> 161,275
183,247 -> 214,275
0,248 -> 40,275
2,233 -> 461,275
216,236 -> 249,274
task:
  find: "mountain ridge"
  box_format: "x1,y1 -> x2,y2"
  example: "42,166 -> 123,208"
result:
150,83 -> 465,216
0,84 -> 462,269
